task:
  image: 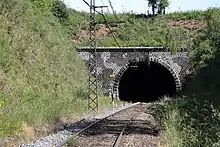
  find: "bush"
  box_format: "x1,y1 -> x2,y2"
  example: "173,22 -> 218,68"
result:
152,97 -> 220,147
52,0 -> 69,22
189,8 -> 220,69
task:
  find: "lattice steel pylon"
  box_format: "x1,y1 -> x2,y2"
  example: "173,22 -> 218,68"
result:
83,0 -> 121,113
87,0 -> 98,113
83,0 -> 107,113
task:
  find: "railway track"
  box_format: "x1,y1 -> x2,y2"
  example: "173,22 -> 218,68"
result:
21,102 -> 162,147
55,102 -> 141,147
61,103 -> 160,147
112,105 -> 143,147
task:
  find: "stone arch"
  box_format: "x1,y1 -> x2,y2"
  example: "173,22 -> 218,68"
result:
112,57 -> 182,99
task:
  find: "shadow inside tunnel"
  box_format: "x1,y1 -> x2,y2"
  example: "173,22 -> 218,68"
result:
119,61 -> 177,103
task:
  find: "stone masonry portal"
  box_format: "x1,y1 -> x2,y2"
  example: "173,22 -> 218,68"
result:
78,47 -> 190,102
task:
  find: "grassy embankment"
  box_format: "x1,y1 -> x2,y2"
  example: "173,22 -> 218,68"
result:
151,9 -> 220,147
77,10 -> 204,51
92,8 -> 220,147
0,0 -> 110,140
1,0 -> 220,146
88,8 -> 220,146
63,7 -> 220,146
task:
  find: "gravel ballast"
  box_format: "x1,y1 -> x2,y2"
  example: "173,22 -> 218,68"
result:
20,103 -> 137,147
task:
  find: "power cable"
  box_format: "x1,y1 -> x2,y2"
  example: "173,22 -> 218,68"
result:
83,0 -> 122,49
102,0 -> 133,47
100,0 -> 142,67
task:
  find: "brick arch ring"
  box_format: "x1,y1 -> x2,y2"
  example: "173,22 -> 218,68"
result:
112,57 -> 182,99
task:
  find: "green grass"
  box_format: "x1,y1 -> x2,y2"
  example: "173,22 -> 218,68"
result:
151,8 -> 220,146
1,1 -> 220,145
0,0 -> 90,137
152,97 -> 220,146
76,9 -> 205,52
165,10 -> 206,20
151,23 -> 220,146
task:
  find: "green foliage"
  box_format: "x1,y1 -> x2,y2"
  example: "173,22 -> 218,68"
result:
51,0 -> 69,22
29,0 -> 53,15
0,0 -> 89,137
0,0 -> 116,138
159,0 -> 169,8
205,8 -> 220,51
147,0 -> 169,15
65,11 -> 88,38
190,39 -> 215,68
152,7 -> 220,147
165,10 -> 206,20
91,13 -> 195,51
189,8 -> 220,69
147,0 -> 159,15
64,8 -> 209,50
2,1 -> 220,144
152,98 -> 220,147
158,0 -> 169,14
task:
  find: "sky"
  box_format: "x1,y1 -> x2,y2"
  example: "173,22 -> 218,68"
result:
63,0 -> 220,14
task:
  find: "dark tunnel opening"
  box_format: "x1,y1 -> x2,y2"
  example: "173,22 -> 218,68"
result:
118,61 -> 177,103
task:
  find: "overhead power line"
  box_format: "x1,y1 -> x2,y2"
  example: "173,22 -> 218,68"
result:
83,0 -> 147,113
101,0 -> 133,47
83,0 -> 122,49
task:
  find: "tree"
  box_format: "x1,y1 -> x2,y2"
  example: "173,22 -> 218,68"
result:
157,0 -> 169,14
148,0 -> 158,15
147,0 -> 169,15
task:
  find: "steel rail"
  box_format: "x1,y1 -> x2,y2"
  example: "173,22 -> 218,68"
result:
56,102 -> 141,147
112,103 -> 144,147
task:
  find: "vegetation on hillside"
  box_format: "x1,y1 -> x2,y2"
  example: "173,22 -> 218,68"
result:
0,0 -> 90,138
73,10 -> 206,53
152,8 -> 220,147
0,0 -> 115,140
81,7 -> 220,146
1,0 -> 220,146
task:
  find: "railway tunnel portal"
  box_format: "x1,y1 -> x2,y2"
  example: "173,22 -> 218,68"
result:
118,60 -> 178,102
78,47 -> 191,103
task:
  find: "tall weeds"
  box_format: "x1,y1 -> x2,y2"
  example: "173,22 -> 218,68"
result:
0,0 -> 88,137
